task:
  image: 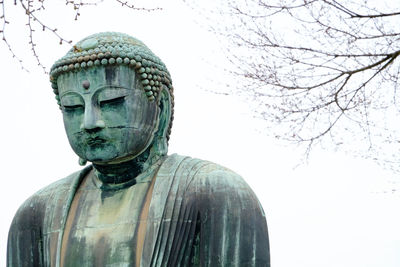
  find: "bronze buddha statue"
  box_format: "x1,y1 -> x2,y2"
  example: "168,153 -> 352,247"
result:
7,32 -> 270,267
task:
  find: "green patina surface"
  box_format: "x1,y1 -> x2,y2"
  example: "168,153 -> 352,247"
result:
7,32 -> 270,267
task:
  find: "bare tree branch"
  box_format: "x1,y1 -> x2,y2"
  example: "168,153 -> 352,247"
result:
0,0 -> 161,72
193,0 -> 400,171
0,1 -> 27,71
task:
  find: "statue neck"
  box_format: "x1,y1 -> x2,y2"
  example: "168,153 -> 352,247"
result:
92,144 -> 163,187
93,154 -> 147,185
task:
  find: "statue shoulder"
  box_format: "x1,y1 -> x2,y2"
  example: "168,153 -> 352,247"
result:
167,154 -> 252,195
30,166 -> 91,199
10,166 -> 91,229
173,154 -> 267,221
185,157 -> 248,188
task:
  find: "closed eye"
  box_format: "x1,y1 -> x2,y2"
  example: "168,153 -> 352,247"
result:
63,104 -> 84,112
99,96 -> 126,107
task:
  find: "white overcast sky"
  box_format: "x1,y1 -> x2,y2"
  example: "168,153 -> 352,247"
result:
0,1 -> 399,267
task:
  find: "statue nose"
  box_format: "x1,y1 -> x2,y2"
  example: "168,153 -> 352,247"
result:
80,105 -> 105,131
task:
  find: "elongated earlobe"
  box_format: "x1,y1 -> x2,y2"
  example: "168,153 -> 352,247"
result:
158,88 -> 171,141
150,88 -> 171,157
79,157 -> 87,166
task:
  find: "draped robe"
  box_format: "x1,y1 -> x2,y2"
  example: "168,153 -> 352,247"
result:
7,154 -> 270,266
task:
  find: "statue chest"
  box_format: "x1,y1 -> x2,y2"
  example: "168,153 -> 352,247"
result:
58,173 -> 151,267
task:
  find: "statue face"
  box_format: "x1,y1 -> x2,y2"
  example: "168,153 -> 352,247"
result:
57,65 -> 159,164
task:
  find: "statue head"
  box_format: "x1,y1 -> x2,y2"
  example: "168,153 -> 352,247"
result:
49,32 -> 174,165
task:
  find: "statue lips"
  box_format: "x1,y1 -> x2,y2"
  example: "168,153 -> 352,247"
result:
85,136 -> 107,146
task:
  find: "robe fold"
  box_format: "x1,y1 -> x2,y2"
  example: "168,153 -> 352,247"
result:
7,154 -> 270,266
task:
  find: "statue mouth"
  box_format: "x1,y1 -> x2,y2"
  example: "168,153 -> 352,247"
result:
86,136 -> 107,146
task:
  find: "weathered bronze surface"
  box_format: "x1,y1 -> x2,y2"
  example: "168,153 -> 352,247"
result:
7,32 -> 270,266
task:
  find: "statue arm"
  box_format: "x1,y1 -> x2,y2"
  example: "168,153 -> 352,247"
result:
190,164 -> 270,267
7,196 -> 45,267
